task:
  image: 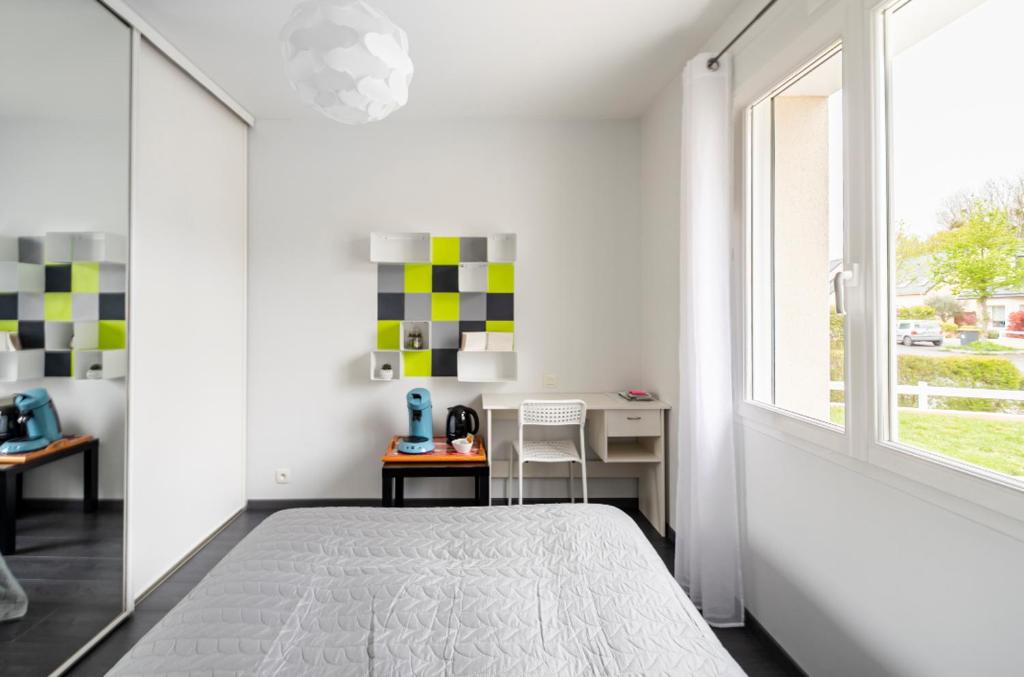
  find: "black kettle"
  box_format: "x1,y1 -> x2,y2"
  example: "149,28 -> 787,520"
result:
446,405 -> 479,443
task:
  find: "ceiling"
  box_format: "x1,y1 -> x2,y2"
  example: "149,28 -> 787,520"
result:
124,0 -> 742,121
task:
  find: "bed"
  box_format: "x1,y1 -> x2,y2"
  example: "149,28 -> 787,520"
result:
110,505 -> 744,676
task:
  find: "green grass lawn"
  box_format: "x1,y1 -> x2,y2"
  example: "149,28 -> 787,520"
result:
830,406 -> 1024,477
946,341 -> 1021,353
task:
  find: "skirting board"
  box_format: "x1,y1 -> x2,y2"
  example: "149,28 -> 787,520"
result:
19,498 -> 124,512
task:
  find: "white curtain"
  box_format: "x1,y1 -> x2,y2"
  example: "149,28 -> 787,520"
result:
674,53 -> 744,627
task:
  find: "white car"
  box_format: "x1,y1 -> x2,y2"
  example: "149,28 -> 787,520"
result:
895,320 -> 943,346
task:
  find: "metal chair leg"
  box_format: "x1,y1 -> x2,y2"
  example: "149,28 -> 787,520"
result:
506,449 -> 513,507
518,460 -> 524,506
568,461 -> 574,503
580,459 -> 588,504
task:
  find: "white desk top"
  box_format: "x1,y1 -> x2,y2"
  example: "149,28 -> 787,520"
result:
481,392 -> 670,411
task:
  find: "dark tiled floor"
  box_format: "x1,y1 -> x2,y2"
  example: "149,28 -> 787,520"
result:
0,506 -> 124,677
70,505 -> 805,677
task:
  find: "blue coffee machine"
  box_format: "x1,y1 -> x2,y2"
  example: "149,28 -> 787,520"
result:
397,388 -> 435,454
0,388 -> 62,454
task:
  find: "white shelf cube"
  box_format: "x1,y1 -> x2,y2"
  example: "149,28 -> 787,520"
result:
400,321 -> 431,351
73,232 -> 127,263
0,350 -> 45,382
45,232 -> 128,263
0,236 -> 19,262
457,351 -> 518,382
458,263 -> 488,292
0,263 -> 44,293
44,233 -> 74,262
72,349 -> 126,380
18,237 -> 44,264
370,351 -> 401,381
44,322 -> 74,351
486,234 -> 517,262
370,233 -> 431,263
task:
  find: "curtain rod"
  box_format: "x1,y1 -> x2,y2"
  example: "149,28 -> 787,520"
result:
706,0 -> 780,71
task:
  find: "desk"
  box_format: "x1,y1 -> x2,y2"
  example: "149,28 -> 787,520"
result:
0,435 -> 99,555
481,393 -> 669,535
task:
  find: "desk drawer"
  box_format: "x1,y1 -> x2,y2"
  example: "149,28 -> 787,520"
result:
606,410 -> 661,437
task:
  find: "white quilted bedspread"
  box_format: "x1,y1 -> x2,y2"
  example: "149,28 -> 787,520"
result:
110,505 -> 745,676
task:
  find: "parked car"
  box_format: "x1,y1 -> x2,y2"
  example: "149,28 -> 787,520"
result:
896,320 -> 943,346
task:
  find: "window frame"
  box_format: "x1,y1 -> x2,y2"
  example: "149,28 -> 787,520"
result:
735,0 -> 1024,541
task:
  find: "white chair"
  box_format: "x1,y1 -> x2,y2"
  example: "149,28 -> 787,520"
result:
508,399 -> 587,506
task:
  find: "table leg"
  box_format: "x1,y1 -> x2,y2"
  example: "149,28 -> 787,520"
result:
394,476 -> 404,507
381,472 -> 392,507
15,473 -> 23,516
477,471 -> 489,506
1,472 -> 16,555
83,443 -> 98,513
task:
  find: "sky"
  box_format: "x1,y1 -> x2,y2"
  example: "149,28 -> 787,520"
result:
891,0 -> 1024,238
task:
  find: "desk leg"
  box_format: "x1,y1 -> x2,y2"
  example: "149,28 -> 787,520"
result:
0,473 -> 16,555
15,474 -> 23,516
486,410 -> 493,506
83,443 -> 98,513
394,476 -> 404,507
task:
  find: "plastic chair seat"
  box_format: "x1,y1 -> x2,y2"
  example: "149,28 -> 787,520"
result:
512,439 -> 582,463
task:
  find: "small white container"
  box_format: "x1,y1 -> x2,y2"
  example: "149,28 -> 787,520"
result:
451,438 -> 473,454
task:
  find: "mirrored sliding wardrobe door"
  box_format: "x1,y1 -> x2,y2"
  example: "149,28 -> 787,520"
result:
0,0 -> 130,673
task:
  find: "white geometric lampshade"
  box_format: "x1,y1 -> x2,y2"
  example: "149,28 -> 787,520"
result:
280,0 -> 414,125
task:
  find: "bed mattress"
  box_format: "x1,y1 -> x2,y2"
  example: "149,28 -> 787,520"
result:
110,505 -> 744,676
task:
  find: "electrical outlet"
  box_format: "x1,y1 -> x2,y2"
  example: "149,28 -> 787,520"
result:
275,468 -> 290,484
543,374 -> 558,389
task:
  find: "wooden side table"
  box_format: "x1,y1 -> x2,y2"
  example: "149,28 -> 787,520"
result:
381,435 -> 489,507
0,435 -> 99,555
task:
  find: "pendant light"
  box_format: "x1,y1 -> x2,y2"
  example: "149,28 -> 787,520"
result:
280,0 -> 413,125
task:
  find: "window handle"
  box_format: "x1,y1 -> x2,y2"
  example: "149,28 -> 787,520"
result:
832,263 -> 859,315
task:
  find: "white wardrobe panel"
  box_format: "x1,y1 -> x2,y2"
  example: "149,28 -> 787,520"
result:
129,38 -> 247,598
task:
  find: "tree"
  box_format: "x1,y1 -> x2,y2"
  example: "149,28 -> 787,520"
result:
924,294 -> 963,322
940,176 -> 1024,239
930,201 -> 1024,330
895,221 -> 934,271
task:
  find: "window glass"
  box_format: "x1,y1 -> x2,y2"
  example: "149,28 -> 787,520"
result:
750,47 -> 845,428
886,0 -> 1024,479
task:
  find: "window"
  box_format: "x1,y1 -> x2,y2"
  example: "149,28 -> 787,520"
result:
884,0 -> 1024,480
749,46 -> 845,428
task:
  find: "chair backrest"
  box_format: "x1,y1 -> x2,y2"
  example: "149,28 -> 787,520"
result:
518,399 -> 587,427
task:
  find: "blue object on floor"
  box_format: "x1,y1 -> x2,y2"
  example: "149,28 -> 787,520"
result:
397,388 -> 434,454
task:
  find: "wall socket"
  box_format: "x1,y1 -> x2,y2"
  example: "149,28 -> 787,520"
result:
543,374 -> 558,389
275,468 -> 290,484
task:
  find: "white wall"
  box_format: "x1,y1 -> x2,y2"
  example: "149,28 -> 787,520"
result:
638,0 -> 1024,675
247,119 -> 643,500
639,78 -> 682,527
129,39 -> 247,597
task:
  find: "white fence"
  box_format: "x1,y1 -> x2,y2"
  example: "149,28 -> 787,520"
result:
829,381 -> 1024,411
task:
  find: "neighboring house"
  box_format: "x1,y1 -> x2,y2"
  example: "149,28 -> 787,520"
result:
894,255 -> 1024,329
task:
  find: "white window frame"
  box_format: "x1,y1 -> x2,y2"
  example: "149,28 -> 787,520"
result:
734,0 -> 1024,541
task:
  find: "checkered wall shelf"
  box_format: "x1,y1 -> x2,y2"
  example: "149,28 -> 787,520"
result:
370,233 -> 518,382
0,233 -> 127,381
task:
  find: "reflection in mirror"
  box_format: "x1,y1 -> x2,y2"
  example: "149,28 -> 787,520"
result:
0,0 -> 130,673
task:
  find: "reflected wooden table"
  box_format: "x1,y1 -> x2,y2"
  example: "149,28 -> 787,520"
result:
0,435 -> 98,555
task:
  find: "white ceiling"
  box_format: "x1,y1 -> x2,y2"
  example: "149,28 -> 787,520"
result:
124,0 -> 743,121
